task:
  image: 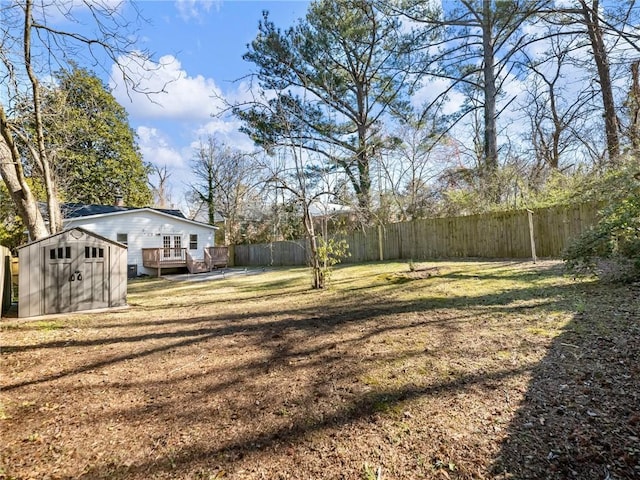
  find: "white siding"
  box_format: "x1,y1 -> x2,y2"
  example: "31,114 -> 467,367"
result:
64,210 -> 216,276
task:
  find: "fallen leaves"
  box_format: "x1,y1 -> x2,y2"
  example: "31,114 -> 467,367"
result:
1,261 -> 638,479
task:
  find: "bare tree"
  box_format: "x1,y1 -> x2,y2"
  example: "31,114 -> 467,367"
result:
378,115 -> 457,221
189,136 -> 262,244
0,0 -> 153,240
149,165 -> 172,208
242,76 -> 348,289
541,0 -> 640,163
552,0 -> 620,161
520,34 -> 597,177
262,143 -> 345,289
390,0 -> 550,176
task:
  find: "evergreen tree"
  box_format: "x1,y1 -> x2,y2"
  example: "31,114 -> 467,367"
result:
44,66 -> 152,206
235,0 -> 414,223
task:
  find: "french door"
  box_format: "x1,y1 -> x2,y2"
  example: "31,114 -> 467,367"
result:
162,235 -> 183,258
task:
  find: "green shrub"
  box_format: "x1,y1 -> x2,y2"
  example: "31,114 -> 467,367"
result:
563,159 -> 640,282
313,238 -> 350,287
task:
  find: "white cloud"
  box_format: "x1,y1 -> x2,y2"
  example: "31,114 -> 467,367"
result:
411,77 -> 465,115
174,0 -> 221,21
225,79 -> 262,106
108,52 -> 259,206
137,126 -> 185,168
110,53 -> 225,121
192,118 -> 256,152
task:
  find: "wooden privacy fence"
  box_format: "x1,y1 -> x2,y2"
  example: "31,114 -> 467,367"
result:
233,203 -> 600,267
234,240 -> 308,267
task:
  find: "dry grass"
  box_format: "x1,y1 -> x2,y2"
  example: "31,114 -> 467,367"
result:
1,260 -> 638,479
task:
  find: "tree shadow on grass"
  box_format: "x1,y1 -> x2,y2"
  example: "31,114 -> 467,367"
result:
2,276 -> 573,362
70,365 -> 536,480
4,262 -> 627,479
491,282 -> 640,479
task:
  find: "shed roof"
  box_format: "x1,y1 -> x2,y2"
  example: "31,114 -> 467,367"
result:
18,227 -> 127,250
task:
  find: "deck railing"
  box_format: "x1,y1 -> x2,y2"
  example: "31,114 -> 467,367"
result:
207,246 -> 229,269
186,250 -> 195,272
204,248 -> 212,270
143,246 -> 227,276
142,248 -> 187,268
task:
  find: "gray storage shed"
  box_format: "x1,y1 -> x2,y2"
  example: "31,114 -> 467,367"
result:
18,228 -> 127,318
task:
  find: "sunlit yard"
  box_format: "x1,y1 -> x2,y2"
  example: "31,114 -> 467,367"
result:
1,261 -> 638,479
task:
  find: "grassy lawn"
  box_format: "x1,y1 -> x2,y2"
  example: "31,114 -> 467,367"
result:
1,261 -> 638,479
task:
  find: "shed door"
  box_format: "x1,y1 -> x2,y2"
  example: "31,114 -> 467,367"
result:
44,244 -> 110,314
45,246 -> 73,314
77,246 -> 109,311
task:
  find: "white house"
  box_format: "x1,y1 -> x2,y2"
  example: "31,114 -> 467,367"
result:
62,204 -> 221,276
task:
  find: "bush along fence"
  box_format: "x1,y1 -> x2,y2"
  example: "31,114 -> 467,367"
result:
233,203 -> 601,267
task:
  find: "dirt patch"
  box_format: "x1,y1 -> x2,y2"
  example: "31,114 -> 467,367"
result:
397,266 -> 442,280
1,261 -> 637,479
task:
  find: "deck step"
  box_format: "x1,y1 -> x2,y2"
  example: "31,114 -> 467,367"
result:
188,261 -> 209,274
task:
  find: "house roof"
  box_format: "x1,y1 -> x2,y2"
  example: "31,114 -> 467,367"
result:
62,203 -> 186,219
308,201 -> 353,217
61,204 -> 218,230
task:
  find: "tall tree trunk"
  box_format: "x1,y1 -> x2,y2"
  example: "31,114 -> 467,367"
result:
24,0 -> 62,233
0,135 -> 48,240
549,84 -> 561,170
629,61 -> 640,153
207,194 -> 215,225
355,81 -> 372,221
356,148 -> 372,221
482,0 -> 499,174
303,203 -> 323,289
581,0 -> 620,162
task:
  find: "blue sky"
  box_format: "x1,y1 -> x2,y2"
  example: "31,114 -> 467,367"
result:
49,0 -> 631,209
105,1 -> 311,206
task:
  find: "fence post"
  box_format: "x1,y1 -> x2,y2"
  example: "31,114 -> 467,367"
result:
227,244 -> 235,267
527,209 -> 537,263
378,224 -> 384,261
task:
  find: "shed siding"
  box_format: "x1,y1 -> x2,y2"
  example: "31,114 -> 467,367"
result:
110,245 -> 127,306
18,228 -> 127,318
65,211 -> 216,275
19,238 -> 40,318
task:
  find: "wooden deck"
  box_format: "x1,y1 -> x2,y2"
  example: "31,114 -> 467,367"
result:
142,247 -> 229,276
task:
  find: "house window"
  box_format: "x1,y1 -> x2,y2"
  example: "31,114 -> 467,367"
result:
189,234 -> 198,250
117,233 -> 128,245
